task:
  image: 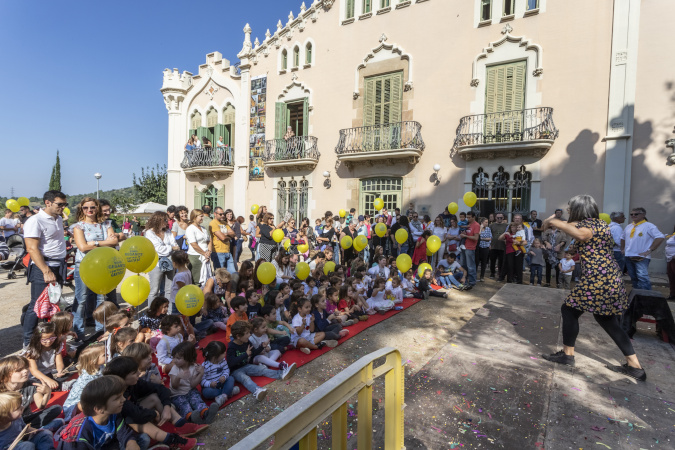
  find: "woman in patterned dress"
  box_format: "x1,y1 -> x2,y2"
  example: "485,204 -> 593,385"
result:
542,194 -> 646,381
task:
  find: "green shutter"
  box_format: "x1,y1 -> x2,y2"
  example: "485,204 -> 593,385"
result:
216,186 -> 225,210
364,0 -> 371,13
389,72 -> 403,124
364,78 -> 376,126
306,44 -> 312,64
188,129 -> 195,141
347,0 -> 355,18
364,72 -> 403,126
275,102 -> 287,139
194,187 -> 204,211
196,127 -> 208,141
302,97 -> 309,136
485,61 -> 526,139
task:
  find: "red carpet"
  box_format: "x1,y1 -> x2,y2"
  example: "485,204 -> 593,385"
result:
44,296 -> 421,410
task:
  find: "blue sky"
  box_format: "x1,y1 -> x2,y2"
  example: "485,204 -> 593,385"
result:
0,0 -> 297,198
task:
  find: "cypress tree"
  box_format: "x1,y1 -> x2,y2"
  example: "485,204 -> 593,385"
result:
49,150 -> 61,191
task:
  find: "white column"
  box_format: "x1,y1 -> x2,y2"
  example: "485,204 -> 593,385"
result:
602,0 -> 641,214
232,69 -> 250,215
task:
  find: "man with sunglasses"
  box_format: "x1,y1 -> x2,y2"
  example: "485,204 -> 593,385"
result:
620,207 -> 665,290
22,190 -> 68,347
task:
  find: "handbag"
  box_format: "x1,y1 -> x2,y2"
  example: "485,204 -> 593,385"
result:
34,286 -> 60,319
158,256 -> 173,273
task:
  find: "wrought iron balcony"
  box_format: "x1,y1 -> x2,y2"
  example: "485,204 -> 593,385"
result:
180,147 -> 234,177
335,121 -> 425,169
262,136 -> 320,171
451,107 -> 559,160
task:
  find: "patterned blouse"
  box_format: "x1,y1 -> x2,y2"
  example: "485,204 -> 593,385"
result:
479,227 -> 492,249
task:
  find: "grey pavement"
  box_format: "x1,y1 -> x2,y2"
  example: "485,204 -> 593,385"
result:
403,284 -> 675,449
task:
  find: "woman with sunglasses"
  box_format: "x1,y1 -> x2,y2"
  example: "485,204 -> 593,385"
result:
72,197 -> 119,340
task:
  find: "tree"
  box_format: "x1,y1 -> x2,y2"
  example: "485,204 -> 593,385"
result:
132,164 -> 167,204
49,151 -> 62,191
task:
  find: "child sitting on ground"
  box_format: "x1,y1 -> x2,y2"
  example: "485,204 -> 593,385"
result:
0,356 -> 62,431
366,278 -> 395,314
326,287 -> 353,326
89,300 -> 119,343
138,297 -> 169,349
245,289 -> 262,319
200,342 -> 240,406
291,298 -> 335,354
56,375 -> 149,450
63,344 -> 105,421
248,318 -> 294,371
107,327 -> 142,362
418,269 -> 449,300
0,391 -> 55,450
202,293 -> 228,331
260,305 -> 292,352
436,253 -> 467,290
52,311 -> 78,360
23,322 -> 66,391
122,343 -> 162,385
311,295 -> 349,341
225,297 -> 249,342
303,277 -> 318,297
385,276 -> 404,304
168,343 -> 219,424
226,321 -> 297,402
401,270 -> 416,297
157,315 -> 194,374
337,285 -> 363,323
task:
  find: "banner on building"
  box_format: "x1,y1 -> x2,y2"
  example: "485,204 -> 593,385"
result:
249,75 -> 266,180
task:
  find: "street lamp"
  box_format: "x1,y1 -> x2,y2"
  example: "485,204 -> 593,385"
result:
94,173 -> 102,199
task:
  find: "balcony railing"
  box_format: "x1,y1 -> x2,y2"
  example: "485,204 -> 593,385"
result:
180,147 -> 233,170
451,107 -> 558,156
335,121 -> 425,155
262,136 -> 320,163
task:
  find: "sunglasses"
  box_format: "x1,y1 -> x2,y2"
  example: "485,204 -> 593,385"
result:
82,206 -> 97,211
40,336 -> 57,343
53,202 -> 68,208
629,213 -> 643,216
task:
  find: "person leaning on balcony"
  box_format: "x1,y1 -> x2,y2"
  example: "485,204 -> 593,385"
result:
620,207 -> 665,291
184,136 -> 195,152
201,136 -> 212,148
283,126 -> 295,141
193,134 -> 201,148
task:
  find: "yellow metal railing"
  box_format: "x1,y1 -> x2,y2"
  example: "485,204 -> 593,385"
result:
230,347 -> 405,450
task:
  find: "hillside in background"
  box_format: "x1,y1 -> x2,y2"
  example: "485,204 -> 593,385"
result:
1,186 -> 137,210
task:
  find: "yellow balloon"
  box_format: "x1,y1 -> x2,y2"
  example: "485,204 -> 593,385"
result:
427,248 -> 433,256
375,223 -> 387,238
354,235 -> 368,252
120,275 -> 151,307
63,207 -> 71,217
448,202 -> 459,215
599,213 -> 611,225
373,198 -> 384,211
283,239 -> 291,250
251,204 -> 259,214
427,235 -> 441,253
297,243 -> 309,254
323,261 -> 336,275
257,262 -> 276,285
142,252 -> 159,274
175,285 -> 205,316
395,228 -> 408,244
463,192 -> 477,208
120,236 -> 157,273
6,200 -> 19,213
418,262 -> 432,278
80,247 -> 126,295
17,197 -> 29,207
339,209 -> 346,218
340,236 -> 353,249
295,262 -> 310,280
272,229 -> 285,243
396,253 -> 412,273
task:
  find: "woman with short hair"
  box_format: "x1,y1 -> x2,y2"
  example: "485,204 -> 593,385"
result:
542,194 -> 646,381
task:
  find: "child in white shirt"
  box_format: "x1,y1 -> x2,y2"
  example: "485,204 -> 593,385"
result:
558,251 -> 576,290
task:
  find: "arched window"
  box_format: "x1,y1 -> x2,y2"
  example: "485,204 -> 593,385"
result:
469,166 -> 532,220
346,0 -> 355,19
190,112 -> 202,130
512,165 -> 532,217
472,167 -> 490,204
293,46 -> 300,68
206,108 -> 218,128
492,166 -> 510,217
278,179 -> 309,222
305,42 -> 313,65
281,49 -> 288,70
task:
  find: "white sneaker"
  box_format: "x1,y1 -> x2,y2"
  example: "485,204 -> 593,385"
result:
254,388 -> 267,402
231,386 -> 240,396
300,347 -> 311,355
321,340 -> 338,348
281,362 -> 297,381
214,394 -> 228,406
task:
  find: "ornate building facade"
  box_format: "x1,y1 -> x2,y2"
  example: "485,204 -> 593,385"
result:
161,0 -> 674,271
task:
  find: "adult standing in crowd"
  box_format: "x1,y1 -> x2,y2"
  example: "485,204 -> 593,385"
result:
340,219 -> 358,266
477,217 -> 492,282
22,190 -> 68,347
460,211 -> 480,288
122,217 -> 131,236
208,207 -> 235,273
246,214 -> 257,258
99,199 -> 126,242
185,209 -> 211,285
543,194 -> 646,381
201,204 -> 213,220
528,210 -> 543,240
370,216 -> 388,261
429,216 -> 447,267
19,205 -> 33,228
167,205 -> 176,230
171,205 -> 189,249
144,211 -> 179,306
666,225 -> 675,300
131,216 -> 141,236
621,207 -> 665,290
608,211 -> 626,272
409,212 -> 425,242
71,197 -> 119,338
256,212 -> 279,262
234,216 -> 247,266
224,209 -> 242,267
445,217 -> 461,260
283,217 -> 300,254
0,209 -> 19,241
542,223 -> 567,288
488,213 -> 507,279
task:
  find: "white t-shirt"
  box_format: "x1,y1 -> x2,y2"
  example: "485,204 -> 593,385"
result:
249,333 -> 269,350
560,258 -> 575,273
291,314 -> 312,339
145,230 -> 177,257
23,210 -> 67,265
170,270 -> 193,304
368,265 -> 390,280
185,224 -> 209,256
169,365 -> 199,396
437,259 -> 461,273
608,222 -> 623,252
621,221 -> 665,259
0,217 -> 19,239
431,225 -> 447,241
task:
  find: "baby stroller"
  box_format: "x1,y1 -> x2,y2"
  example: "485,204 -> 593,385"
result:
1,234 -> 27,279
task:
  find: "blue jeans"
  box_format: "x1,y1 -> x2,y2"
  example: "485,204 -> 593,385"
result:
625,257 -> 651,290
232,364 -> 282,393
171,389 -> 207,417
438,272 -> 463,287
211,251 -> 235,273
464,249 -> 477,286
613,251 -> 626,273
14,429 -> 54,450
529,264 -> 543,285
73,265 -> 118,339
233,239 -> 243,265
201,376 -> 236,399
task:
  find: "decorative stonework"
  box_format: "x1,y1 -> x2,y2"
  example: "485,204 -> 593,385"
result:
404,81 -> 414,92
379,33 -> 388,43
532,68 -> 543,77
355,36 -> 413,94
353,92 -> 360,100
458,145 -> 551,161
471,33 -> 543,84
502,23 -> 513,34
238,23 -> 253,58
470,78 -> 480,87
203,82 -> 218,100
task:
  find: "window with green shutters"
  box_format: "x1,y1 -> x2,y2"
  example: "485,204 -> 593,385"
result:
282,50 -> 288,70
275,102 -> 288,139
305,43 -> 312,64
503,0 -> 514,16
363,0 -> 372,14
480,0 -> 492,21
485,61 -> 526,140
363,71 -> 403,150
293,47 -> 300,68
206,108 -> 218,128
381,0 -> 390,8
346,0 -> 355,18
191,112 -> 202,130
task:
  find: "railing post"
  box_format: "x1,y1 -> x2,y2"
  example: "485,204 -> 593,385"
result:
332,403 -> 348,450
384,351 -> 404,449
357,362 -> 373,449
299,427 -> 318,450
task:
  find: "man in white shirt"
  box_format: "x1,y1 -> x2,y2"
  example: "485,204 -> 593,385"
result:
409,212 -> 425,241
0,209 -> 19,241
22,190 -> 68,347
608,211 -> 626,272
621,207 -> 665,290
